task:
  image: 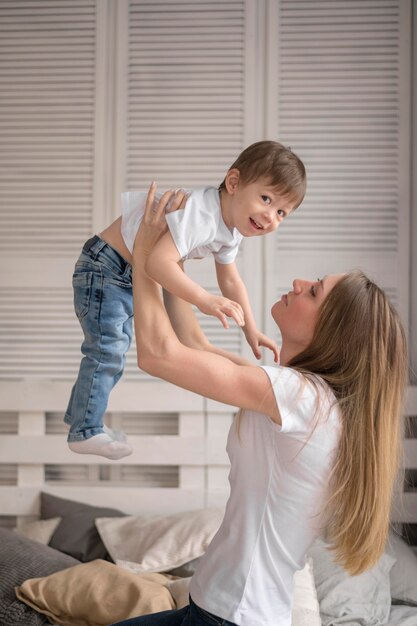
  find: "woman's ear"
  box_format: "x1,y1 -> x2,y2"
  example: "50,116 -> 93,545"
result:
224,168 -> 240,194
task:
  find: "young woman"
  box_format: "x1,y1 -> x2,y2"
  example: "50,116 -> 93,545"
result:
112,185 -> 407,626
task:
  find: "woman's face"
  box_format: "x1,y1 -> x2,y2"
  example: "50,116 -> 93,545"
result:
271,274 -> 344,354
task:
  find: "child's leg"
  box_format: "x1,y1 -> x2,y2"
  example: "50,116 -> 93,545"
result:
65,237 -> 134,460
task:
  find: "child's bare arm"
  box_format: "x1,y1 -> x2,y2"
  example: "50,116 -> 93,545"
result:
163,281 -> 252,366
216,261 -> 279,362
145,232 -> 245,329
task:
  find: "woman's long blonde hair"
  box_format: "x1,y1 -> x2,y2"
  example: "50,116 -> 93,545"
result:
288,270 -> 408,575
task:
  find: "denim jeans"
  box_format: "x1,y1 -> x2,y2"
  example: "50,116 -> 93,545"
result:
65,236 -> 133,442
110,597 -> 237,626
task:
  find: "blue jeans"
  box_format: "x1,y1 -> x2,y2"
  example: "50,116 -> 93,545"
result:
110,597 -> 237,626
65,236 -> 133,442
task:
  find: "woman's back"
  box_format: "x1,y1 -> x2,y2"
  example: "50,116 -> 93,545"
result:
190,366 -> 341,626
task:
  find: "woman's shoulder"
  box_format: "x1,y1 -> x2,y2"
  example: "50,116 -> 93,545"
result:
262,364 -> 338,411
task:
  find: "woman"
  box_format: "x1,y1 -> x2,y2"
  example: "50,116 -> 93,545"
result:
112,185 -> 407,626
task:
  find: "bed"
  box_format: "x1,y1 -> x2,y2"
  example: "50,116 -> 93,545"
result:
1,380 -> 417,625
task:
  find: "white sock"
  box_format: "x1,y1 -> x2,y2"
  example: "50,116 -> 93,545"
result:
68,434 -> 133,460
103,424 -> 128,442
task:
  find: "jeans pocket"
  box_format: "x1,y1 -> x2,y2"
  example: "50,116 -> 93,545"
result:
73,271 -> 92,321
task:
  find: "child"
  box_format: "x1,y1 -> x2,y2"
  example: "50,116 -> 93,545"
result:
64,140 -> 306,459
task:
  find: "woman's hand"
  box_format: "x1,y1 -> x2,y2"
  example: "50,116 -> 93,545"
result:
133,182 -> 187,258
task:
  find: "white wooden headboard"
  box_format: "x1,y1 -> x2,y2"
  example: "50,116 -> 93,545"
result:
0,380 -> 233,524
1,380 -> 417,551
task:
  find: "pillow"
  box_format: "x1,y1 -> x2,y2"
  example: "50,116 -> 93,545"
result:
309,537 -> 395,626
386,530 -> 417,604
15,559 -> 175,626
96,508 -> 224,573
14,518 -> 61,545
0,527 -> 79,626
41,492 -> 126,562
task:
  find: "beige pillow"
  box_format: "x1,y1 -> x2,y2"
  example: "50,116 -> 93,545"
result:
96,508 -> 224,573
15,559 -> 175,626
14,518 -> 62,545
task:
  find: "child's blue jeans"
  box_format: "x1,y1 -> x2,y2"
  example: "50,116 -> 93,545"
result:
110,597 -> 237,625
64,236 -> 133,442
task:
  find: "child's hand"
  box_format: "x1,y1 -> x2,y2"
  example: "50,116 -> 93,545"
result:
197,293 -> 245,329
244,328 -> 279,362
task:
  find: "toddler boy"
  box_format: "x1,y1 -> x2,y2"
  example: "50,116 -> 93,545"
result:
65,140 -> 306,459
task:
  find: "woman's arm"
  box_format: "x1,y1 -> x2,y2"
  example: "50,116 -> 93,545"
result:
132,184 -> 281,423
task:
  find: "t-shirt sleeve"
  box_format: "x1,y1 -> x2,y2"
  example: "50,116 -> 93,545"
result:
261,365 -> 327,436
213,240 -> 241,264
165,198 -> 216,259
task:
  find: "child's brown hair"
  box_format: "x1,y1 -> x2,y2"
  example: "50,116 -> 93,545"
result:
219,140 -> 306,208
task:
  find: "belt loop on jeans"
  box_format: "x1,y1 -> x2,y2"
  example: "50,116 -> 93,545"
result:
82,235 -> 105,259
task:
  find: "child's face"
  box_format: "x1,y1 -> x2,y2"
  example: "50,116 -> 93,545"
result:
225,175 -> 295,237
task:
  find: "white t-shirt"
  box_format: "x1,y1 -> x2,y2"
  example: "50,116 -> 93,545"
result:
190,366 -> 341,626
121,186 -> 243,264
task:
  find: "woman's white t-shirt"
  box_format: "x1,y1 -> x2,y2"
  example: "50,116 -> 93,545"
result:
189,366 -> 341,626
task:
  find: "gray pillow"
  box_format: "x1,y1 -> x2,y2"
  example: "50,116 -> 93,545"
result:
386,530 -> 417,604
41,492 -> 126,562
0,527 -> 79,626
308,537 -> 395,626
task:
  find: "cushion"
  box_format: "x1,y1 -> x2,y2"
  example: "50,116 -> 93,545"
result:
14,518 -> 61,545
15,559 -> 175,626
96,508 -> 224,573
309,537 -> 395,626
0,527 -> 79,626
386,530 -> 417,604
41,492 -> 126,562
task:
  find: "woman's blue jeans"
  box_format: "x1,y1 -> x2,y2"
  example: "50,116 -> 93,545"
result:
110,597 -> 237,626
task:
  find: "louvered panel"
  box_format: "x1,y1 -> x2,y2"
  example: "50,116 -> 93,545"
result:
45,464 -> 92,483
0,412 -> 18,434
45,463 -> 179,487
0,0 -> 96,256
118,465 -> 179,488
126,0 -> 245,189
0,283 -> 240,380
0,465 -> 17,486
114,412 -> 179,436
276,0 -> 402,253
45,412 -> 68,434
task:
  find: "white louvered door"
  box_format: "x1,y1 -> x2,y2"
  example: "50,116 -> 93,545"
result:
0,0 -> 108,380
112,0 -> 265,377
264,0 -> 411,349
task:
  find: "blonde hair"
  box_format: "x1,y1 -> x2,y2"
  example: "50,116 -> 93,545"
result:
218,140 -> 306,209
288,270 -> 408,575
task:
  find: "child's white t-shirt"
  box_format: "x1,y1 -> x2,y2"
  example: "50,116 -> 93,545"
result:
121,186 -> 243,264
189,366 -> 341,626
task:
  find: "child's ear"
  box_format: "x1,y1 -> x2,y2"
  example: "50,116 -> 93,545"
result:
225,168 -> 240,194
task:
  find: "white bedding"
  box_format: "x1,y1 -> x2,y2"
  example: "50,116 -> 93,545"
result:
387,605 -> 417,626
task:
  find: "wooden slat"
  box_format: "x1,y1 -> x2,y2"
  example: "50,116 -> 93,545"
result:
0,485 -> 206,516
0,435 -> 206,465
